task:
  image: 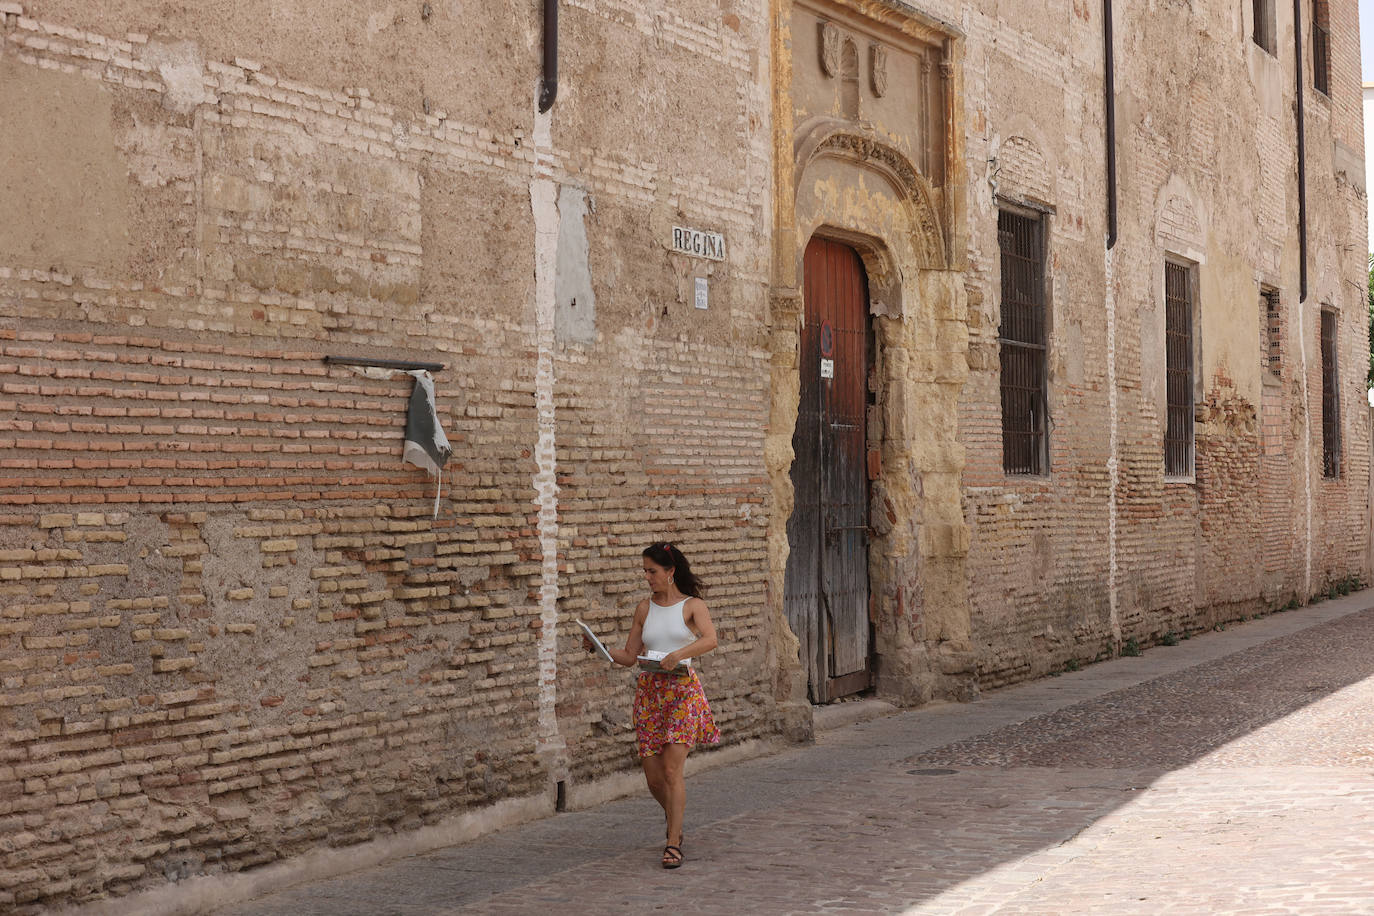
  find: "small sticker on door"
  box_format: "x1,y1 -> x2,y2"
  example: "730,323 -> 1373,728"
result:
820,358 -> 834,379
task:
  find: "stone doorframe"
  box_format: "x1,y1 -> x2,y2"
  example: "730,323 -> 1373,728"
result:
766,0 -> 974,739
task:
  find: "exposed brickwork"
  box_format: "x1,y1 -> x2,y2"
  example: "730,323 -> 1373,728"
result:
957,0 -> 1368,687
0,332 -> 552,907
0,1 -> 775,910
1,0 -> 1369,910
554,348 -> 775,782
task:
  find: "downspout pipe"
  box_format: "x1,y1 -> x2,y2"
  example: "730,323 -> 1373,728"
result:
1292,0 -> 1312,601
1102,0 -> 1121,649
1294,0 -> 1307,302
1103,0 -> 1118,250
538,0 -> 558,113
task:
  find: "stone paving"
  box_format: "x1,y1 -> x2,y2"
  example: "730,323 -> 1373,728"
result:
201,596 -> 1374,916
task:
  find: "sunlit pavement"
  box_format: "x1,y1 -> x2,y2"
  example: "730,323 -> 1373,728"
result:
211,594 -> 1374,916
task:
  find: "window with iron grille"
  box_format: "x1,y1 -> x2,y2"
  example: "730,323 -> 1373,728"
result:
998,209 -> 1048,475
1253,0 -> 1276,54
1164,261 -> 1195,477
1312,0 -> 1331,96
1261,287 -> 1281,377
1321,308 -> 1341,477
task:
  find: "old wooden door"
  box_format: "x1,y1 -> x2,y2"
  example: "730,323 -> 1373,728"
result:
785,237 -> 872,703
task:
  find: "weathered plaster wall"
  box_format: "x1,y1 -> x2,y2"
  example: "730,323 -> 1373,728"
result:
956,0 -> 1370,686
538,0 -> 777,786
3,0 -> 1369,908
0,1 -> 775,910
767,0 -> 1367,703
0,57 -> 132,270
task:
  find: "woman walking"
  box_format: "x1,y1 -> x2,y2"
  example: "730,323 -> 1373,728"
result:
583,542 -> 720,868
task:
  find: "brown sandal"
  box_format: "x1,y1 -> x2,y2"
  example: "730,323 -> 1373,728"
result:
661,844 -> 684,869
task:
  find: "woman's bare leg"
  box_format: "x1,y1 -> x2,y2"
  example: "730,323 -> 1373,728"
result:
640,752 -> 669,812
660,743 -> 690,848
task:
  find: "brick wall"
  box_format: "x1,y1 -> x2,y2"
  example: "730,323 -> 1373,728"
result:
2,0 -> 1370,909
0,1 -> 775,909
0,329 -> 553,907
957,0 -> 1370,687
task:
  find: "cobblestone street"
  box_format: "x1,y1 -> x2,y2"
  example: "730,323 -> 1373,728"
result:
181,595 -> 1374,916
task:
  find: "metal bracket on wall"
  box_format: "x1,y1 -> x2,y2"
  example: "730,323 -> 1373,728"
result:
323,355 -> 446,373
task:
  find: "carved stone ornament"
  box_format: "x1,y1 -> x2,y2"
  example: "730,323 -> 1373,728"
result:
814,132 -> 947,267
870,44 -> 888,98
820,22 -> 841,77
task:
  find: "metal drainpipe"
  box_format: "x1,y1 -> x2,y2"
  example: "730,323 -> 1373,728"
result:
1294,0 -> 1307,302
1292,0 -> 1313,598
538,0 -> 559,113
1103,0 -> 1121,648
1103,0 -> 1117,250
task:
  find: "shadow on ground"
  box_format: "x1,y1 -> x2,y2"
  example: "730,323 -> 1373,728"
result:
213,606 -> 1374,915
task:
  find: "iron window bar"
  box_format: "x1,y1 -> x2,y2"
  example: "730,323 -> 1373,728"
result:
1164,261 -> 1194,477
1253,0 -> 1277,54
998,209 -> 1048,476
1312,0 -> 1331,96
1261,289 -> 1282,377
1320,309 -> 1340,477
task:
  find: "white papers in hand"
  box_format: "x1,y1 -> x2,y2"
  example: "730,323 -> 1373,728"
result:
637,649 -> 689,673
576,619 -> 615,663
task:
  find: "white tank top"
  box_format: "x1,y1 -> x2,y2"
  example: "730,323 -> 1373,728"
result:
642,597 -> 695,665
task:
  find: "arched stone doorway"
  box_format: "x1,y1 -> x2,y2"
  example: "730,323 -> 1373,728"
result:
766,0 -> 971,734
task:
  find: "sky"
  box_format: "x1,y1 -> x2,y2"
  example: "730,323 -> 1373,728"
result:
1364,0 -> 1374,81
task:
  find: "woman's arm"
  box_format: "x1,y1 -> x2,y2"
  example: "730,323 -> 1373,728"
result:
603,601 -> 648,668
660,598 -> 717,671
580,601 -> 647,667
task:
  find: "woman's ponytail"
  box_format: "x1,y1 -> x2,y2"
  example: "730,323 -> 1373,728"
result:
642,542 -> 704,598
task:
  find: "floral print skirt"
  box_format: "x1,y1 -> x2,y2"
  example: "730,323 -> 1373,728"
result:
632,668 -> 721,758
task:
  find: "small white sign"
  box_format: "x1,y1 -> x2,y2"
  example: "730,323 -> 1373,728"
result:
820,358 -> 834,379
694,277 -> 709,310
672,225 -> 726,261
